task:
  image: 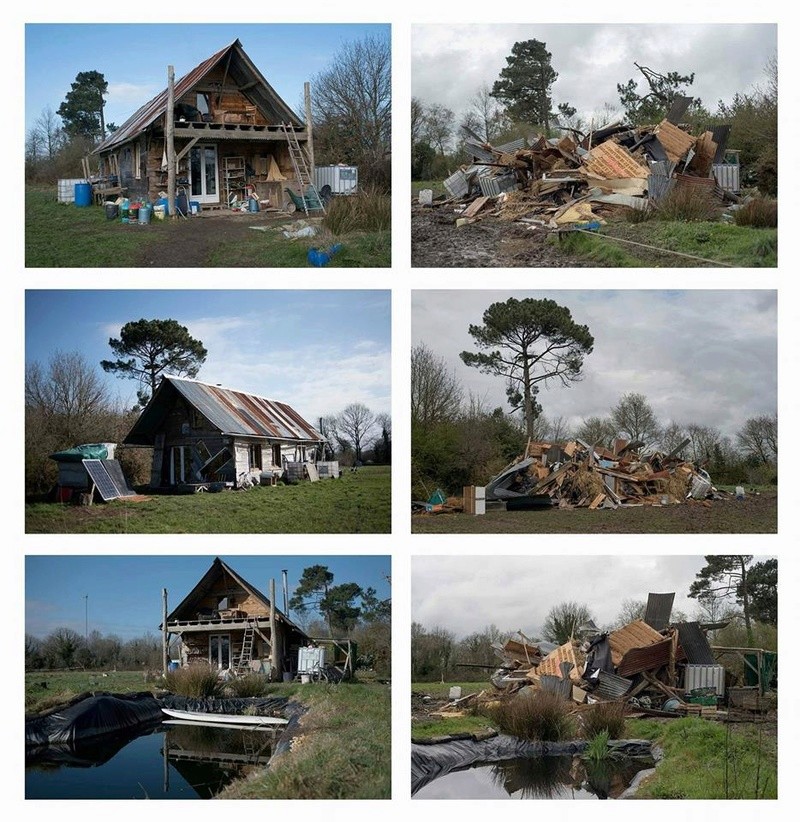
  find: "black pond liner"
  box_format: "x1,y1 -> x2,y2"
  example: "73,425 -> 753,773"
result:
411,735 -> 656,796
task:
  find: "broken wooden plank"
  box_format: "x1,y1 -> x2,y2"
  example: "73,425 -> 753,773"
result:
462,195 -> 491,219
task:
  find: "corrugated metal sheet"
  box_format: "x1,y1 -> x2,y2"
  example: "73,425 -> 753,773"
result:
169,377 -> 322,442
495,137 -> 526,154
644,592 -> 675,631
596,671 -> 633,700
539,675 -> 573,699
676,622 -> 715,664
480,173 -> 518,197
95,39 -> 303,154
443,169 -> 469,199
608,620 -> 663,666
617,637 -> 673,677
712,163 -> 740,193
684,664 -> 725,696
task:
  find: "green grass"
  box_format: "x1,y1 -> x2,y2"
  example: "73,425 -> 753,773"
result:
413,680 -> 487,697
626,718 -> 777,799
219,682 -> 390,799
25,670 -> 156,714
412,715 -> 496,740
26,465 -> 390,533
411,179 -> 447,198
556,220 -> 777,267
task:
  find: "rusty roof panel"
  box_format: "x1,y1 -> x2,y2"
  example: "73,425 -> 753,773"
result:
617,637 -> 674,677
169,376 -> 322,442
608,620 -> 664,666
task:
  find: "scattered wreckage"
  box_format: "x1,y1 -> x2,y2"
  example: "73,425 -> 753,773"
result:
419,99 -> 741,232
445,592 -> 774,721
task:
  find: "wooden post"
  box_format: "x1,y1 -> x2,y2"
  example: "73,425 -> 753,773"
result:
668,628 -> 678,688
304,81 -> 315,172
270,578 -> 278,679
162,588 -> 169,677
166,65 -> 176,219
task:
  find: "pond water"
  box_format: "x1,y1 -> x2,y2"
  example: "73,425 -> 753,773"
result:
413,754 -> 654,800
26,722 -> 284,800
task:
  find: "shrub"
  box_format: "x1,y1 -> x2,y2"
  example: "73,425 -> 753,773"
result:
164,663 -> 223,698
482,690 -> 575,742
655,186 -> 718,222
322,189 -> 391,235
226,673 -> 271,698
733,197 -> 778,228
580,701 -> 626,740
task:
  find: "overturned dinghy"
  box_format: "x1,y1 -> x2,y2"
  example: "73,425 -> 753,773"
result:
162,707 -> 288,726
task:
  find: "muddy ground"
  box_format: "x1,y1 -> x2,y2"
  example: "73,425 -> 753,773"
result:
134,210 -> 315,267
411,204 -> 594,268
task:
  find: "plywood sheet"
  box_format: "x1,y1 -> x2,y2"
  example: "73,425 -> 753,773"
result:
608,619 -> 664,666
531,641 -> 584,683
653,120 -> 696,163
582,141 -> 650,180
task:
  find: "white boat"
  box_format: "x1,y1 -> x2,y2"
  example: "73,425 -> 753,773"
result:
161,707 -> 288,726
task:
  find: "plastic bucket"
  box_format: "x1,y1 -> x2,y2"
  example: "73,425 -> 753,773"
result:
104,202 -> 119,220
74,182 -> 92,207
153,205 -> 166,220
156,197 -> 169,216
190,200 -> 201,215
300,674 -> 311,684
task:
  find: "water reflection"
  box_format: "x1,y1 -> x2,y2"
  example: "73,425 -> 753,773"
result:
26,722 -> 284,799
415,754 -> 654,800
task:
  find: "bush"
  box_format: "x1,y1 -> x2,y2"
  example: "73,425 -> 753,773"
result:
655,186 -> 719,222
226,673 -> 271,698
580,701 -> 626,739
482,690 -> 575,742
164,663 -> 223,698
322,189 -> 391,235
733,197 -> 778,228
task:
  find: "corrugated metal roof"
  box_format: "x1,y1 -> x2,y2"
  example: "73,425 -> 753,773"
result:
95,39 -> 303,153
608,620 -> 664,666
596,671 -> 633,700
676,622 -> 716,665
644,592 -> 675,631
168,377 -> 322,441
617,637 -> 673,677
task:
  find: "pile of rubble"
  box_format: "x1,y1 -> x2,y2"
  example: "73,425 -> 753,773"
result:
426,99 -> 738,229
487,437 -> 716,510
468,593 -> 730,719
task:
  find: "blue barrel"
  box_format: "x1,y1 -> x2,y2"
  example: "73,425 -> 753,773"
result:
156,196 -> 169,216
74,182 -> 92,207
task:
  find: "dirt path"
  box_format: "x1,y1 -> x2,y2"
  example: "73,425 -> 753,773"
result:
134,211 -> 309,267
411,205 -> 593,268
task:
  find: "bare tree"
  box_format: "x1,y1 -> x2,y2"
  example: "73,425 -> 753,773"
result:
312,33 -> 391,188
548,415 -> 572,443
610,392 -> 661,450
411,343 -> 463,426
411,96 -> 426,145
423,103 -> 456,155
575,415 -> 616,447
33,106 -> 65,159
337,403 -> 377,463
467,84 -> 507,143
737,414 -> 777,465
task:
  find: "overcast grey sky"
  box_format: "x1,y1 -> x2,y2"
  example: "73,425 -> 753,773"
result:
412,24 -> 776,128
412,290 -> 776,440
412,555 -> 771,638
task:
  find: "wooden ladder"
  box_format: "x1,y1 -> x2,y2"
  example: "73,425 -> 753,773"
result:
236,620 -> 256,674
281,122 -> 324,215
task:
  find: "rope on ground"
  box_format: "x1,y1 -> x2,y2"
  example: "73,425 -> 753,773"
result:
573,228 -> 734,267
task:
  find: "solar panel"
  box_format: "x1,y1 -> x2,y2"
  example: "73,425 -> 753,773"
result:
82,459 -> 133,501
102,460 -> 136,497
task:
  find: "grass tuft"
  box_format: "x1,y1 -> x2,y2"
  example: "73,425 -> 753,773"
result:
322,189 -> 391,235
580,701 -> 626,739
164,663 -> 223,698
655,186 -> 719,222
482,690 -> 575,742
226,673 -> 272,698
583,729 -> 612,761
734,197 -> 778,228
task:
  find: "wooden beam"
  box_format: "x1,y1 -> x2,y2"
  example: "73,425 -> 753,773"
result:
269,578 -> 277,678
162,588 -> 169,676
175,136 -> 200,164
166,65 -> 176,218
304,81 -> 315,172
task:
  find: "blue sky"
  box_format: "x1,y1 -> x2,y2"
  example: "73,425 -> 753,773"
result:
25,290 -> 391,420
25,23 -> 390,132
26,554 -> 391,639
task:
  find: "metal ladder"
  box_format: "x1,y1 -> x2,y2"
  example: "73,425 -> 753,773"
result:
281,122 -> 324,215
236,620 -> 256,674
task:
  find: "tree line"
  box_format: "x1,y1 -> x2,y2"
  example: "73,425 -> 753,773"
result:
412,556 -> 776,682
27,34 -> 390,191
413,39 -> 777,195
412,296 -> 777,498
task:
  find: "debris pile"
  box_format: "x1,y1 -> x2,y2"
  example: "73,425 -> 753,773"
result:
456,593 -> 748,719
428,102 -> 738,229
487,438 -> 717,509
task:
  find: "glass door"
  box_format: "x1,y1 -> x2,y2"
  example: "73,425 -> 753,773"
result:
189,144 -> 219,204
209,634 -> 230,669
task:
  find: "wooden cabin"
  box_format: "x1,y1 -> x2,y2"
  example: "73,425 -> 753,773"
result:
93,39 -> 309,210
165,558 -> 310,678
123,375 -> 324,490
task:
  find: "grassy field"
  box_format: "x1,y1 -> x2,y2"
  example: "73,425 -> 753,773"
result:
26,669 -> 157,714
413,491 -> 776,534
220,682 -> 391,799
25,187 -> 390,267
26,465 -> 390,533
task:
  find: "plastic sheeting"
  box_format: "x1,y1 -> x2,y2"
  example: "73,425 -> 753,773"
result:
411,735 -> 654,795
26,692 -> 163,748
49,444 -> 109,463
159,695 -> 289,715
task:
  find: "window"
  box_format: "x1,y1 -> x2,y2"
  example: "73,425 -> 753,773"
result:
248,444 -> 262,470
196,93 -> 209,116
209,635 -> 230,669
134,143 -> 141,179
189,408 -> 203,429
272,444 -> 282,467
170,446 -> 193,484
